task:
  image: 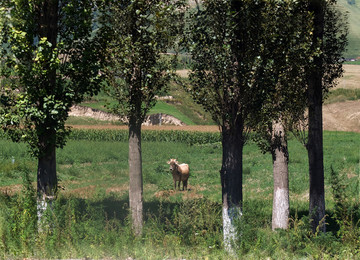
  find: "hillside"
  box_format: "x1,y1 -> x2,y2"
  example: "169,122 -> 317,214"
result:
69,64 -> 360,133
338,0 -> 360,58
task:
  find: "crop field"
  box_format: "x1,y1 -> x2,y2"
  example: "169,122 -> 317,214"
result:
0,130 -> 359,259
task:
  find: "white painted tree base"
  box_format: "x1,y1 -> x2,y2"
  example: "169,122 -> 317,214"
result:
37,197 -> 54,232
272,188 -> 289,230
223,206 -> 242,254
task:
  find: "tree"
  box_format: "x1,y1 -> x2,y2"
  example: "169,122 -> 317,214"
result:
0,0 -> 106,221
305,0 -> 347,232
104,0 -> 185,236
251,0 -> 313,230
188,0 -> 281,252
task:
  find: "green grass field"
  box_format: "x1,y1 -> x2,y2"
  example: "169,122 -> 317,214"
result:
0,130 -> 359,259
338,0 -> 360,59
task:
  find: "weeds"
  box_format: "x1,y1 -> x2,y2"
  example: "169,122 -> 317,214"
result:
330,167 -> 360,250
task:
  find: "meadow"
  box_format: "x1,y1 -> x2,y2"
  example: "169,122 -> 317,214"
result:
0,129 -> 359,259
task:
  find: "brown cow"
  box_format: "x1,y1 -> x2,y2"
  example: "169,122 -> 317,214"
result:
167,159 -> 190,191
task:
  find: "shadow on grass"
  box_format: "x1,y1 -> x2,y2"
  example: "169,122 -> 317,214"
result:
56,194 -> 180,226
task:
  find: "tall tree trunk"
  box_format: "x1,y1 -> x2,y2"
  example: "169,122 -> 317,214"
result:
307,0 -> 326,233
308,84 -> 326,233
271,120 -> 290,230
128,119 -> 143,236
35,0 -> 59,224
220,119 -> 243,254
37,132 -> 57,225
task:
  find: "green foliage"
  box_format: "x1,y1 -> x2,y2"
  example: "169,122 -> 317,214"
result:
250,0 -> 314,151
0,0 -> 106,157
187,0 -> 301,128
104,0 -> 186,125
320,0 -> 349,94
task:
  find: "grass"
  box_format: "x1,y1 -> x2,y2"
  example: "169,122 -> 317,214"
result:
325,88 -> 360,103
344,60 -> 360,65
66,116 -> 124,126
78,83 -> 214,126
0,130 -> 359,258
166,80 -> 214,125
337,0 -> 360,59
149,100 -> 195,125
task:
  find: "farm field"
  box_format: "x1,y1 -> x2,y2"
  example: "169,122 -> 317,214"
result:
69,64 -> 360,133
336,64 -> 360,90
0,130 -> 359,259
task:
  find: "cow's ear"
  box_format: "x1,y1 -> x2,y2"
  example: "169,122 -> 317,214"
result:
167,160 -> 170,164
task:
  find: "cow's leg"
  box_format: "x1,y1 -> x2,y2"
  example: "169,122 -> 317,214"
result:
177,181 -> 180,190
183,180 -> 188,191
174,180 -> 176,190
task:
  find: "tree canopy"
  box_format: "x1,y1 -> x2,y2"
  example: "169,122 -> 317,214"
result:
0,0 -> 106,156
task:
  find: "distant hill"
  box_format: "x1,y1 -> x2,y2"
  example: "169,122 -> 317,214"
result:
338,0 -> 360,58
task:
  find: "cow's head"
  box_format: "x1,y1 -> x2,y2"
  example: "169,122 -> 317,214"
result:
167,158 -> 178,171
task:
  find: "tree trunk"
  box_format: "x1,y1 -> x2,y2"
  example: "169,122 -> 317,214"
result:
271,120 -> 290,230
307,86 -> 326,233
37,133 -> 57,225
307,0 -> 326,233
35,0 -> 59,227
220,119 -> 244,254
128,119 -> 143,236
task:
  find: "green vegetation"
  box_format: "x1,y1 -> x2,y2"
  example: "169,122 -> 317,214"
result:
66,117 -> 123,126
68,129 -> 220,144
0,130 -> 359,258
338,0 -> 360,58
344,60 -> 360,65
79,81 -> 215,126
149,101 -> 196,125
326,88 -> 360,103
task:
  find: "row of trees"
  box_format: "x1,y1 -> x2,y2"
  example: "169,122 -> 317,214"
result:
0,0 -> 347,254
188,0 -> 347,252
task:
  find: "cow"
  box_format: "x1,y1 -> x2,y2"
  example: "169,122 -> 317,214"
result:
167,159 -> 190,191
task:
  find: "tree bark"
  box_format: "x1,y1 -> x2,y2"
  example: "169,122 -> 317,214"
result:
37,133 -> 57,225
128,119 -> 143,236
35,0 -> 59,224
220,118 -> 244,254
271,120 -> 290,230
307,0 -> 326,233
308,86 -> 326,233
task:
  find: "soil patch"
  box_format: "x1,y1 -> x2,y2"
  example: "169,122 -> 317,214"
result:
69,105 -> 185,126
323,100 -> 360,132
